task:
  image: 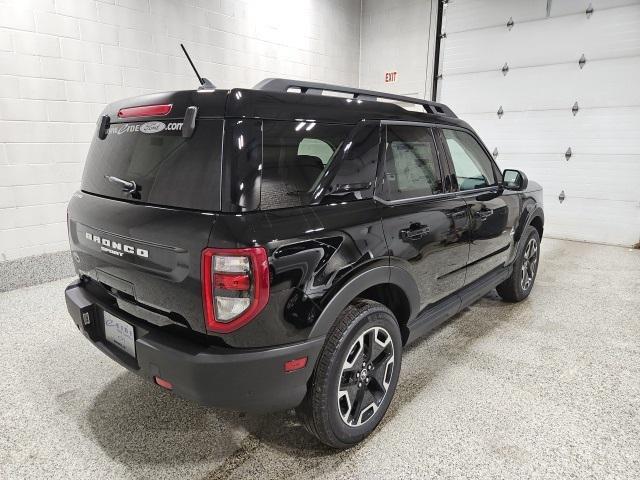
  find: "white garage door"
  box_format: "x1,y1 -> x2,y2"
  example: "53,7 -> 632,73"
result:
438,0 -> 640,246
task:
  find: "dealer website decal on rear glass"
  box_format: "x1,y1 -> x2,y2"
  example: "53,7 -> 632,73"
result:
108,121 -> 183,135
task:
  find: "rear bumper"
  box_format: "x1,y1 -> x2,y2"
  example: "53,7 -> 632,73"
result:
65,280 -> 323,413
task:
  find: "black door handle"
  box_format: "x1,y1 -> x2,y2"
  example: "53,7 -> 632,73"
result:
475,209 -> 493,221
400,224 -> 430,240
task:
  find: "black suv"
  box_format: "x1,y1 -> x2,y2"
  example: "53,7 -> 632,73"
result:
65,78 -> 543,448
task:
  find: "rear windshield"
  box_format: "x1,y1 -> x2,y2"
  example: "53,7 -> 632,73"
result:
81,119 -> 223,210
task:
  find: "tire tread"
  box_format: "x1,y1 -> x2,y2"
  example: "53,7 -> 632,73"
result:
298,299 -> 396,448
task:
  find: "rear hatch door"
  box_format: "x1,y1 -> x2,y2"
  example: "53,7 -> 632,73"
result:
68,90 -> 226,333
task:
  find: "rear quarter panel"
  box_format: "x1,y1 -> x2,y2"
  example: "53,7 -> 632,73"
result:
208,200 -> 388,348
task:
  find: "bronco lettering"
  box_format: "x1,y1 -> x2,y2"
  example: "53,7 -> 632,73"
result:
84,232 -> 148,258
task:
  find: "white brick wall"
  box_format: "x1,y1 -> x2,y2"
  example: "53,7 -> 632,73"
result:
0,0 -> 361,261
359,0 -> 438,99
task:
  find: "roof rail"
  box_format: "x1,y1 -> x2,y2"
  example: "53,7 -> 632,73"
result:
253,78 -> 456,118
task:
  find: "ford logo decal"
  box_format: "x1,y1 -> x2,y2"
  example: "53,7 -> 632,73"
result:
140,121 -> 166,134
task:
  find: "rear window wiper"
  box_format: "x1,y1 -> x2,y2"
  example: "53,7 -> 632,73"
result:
105,175 -> 137,194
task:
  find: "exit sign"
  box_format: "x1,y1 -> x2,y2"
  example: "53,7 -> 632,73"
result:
384,71 -> 398,83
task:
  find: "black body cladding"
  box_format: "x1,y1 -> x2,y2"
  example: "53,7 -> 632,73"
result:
65,79 -> 543,411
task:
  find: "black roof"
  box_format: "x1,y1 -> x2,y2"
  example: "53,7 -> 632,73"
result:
102,78 -> 470,130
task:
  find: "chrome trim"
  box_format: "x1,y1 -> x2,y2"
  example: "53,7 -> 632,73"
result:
373,186 -> 499,206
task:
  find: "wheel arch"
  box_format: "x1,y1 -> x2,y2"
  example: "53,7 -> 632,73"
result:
309,262 -> 420,343
515,204 -> 544,245
529,213 -> 544,240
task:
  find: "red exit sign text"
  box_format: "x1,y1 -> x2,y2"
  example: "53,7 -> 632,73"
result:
384,71 -> 398,83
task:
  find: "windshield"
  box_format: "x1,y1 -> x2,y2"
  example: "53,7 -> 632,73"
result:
81,119 -> 223,210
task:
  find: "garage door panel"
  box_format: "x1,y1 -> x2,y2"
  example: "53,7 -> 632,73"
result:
550,0 -> 640,17
445,0 -> 547,34
441,57 -> 640,114
441,1 -> 640,246
542,196 -> 639,246
498,153 -> 640,203
461,107 -> 640,155
442,5 -> 640,75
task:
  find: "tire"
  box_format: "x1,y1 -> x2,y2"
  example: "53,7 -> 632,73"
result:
297,299 -> 402,449
497,225 -> 541,302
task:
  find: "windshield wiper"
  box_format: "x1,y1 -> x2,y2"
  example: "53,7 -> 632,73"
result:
104,175 -> 137,194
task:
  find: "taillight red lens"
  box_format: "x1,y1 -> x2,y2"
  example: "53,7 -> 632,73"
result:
117,104 -> 172,118
201,247 -> 270,333
214,273 -> 250,291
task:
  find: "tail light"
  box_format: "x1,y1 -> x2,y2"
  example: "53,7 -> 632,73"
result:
201,247 -> 270,333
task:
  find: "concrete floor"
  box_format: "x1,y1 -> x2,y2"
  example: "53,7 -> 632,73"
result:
1,238 -> 639,479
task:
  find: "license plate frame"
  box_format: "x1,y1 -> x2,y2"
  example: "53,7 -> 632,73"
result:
103,311 -> 136,358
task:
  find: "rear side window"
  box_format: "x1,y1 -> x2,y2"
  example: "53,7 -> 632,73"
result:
381,125 -> 443,201
441,128 -> 496,191
297,138 -> 334,164
81,119 -> 223,210
260,121 -> 352,210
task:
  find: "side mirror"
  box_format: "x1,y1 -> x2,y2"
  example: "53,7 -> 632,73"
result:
502,169 -> 528,191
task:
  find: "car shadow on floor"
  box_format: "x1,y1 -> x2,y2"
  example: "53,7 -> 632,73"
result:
82,291 -> 514,479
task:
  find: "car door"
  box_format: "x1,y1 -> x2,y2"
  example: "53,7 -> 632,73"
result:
377,123 -> 471,311
436,127 -> 517,284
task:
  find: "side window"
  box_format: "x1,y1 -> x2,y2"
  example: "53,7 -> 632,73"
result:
441,129 -> 496,191
298,138 -> 334,165
260,121 -> 352,210
309,124 -> 380,203
381,125 -> 442,201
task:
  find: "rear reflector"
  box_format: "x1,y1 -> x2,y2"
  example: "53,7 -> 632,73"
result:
284,357 -> 308,373
154,376 -> 173,390
117,104 -> 172,118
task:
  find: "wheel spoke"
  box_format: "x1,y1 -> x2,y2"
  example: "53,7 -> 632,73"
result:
359,389 -> 378,424
342,336 -> 363,371
371,351 -> 391,380
372,328 -> 391,364
365,328 -> 375,362
350,387 -> 366,424
340,372 -> 359,389
342,361 -> 362,374
371,354 -> 393,393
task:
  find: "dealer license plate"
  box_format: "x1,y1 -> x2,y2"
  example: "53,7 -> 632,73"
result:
104,311 -> 136,358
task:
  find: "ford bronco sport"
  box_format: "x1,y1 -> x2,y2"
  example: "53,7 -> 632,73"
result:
65,78 -> 544,448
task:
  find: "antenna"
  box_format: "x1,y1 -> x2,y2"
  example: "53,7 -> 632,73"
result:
180,43 -> 215,90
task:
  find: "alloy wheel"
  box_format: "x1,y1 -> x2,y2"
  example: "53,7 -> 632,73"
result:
520,237 -> 538,291
337,326 -> 395,427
